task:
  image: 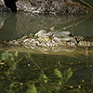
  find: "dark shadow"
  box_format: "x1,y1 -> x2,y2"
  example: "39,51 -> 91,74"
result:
4,0 -> 17,12
0,13 -> 17,41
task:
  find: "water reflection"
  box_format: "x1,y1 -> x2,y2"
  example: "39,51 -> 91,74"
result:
0,13 -> 17,40
0,12 -> 93,41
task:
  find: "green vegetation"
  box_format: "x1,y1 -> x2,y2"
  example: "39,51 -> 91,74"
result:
28,33 -> 38,39
0,51 -> 73,92
0,51 -> 93,93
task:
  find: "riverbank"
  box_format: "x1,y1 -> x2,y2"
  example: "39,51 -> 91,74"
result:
0,0 -> 93,14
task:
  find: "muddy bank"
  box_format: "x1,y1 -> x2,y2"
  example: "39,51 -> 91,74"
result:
16,0 -> 93,14
0,0 -> 92,14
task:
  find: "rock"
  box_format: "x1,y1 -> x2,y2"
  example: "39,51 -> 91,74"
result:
16,0 -> 92,14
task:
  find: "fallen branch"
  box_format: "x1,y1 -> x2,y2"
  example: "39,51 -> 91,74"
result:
80,0 -> 93,9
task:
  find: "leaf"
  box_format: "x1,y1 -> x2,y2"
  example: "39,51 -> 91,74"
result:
28,33 -> 34,38
54,68 -> 62,78
39,72 -> 48,83
2,51 -> 8,61
57,81 -> 62,86
34,35 -> 38,39
25,54 -> 31,58
27,83 -> 37,93
64,68 -> 73,82
2,51 -> 11,61
54,68 -> 62,86
11,57 -> 14,62
11,62 -> 17,70
42,74 -> 48,83
14,51 -> 18,57
67,68 -> 73,79
2,51 -> 15,62
10,83 -> 14,88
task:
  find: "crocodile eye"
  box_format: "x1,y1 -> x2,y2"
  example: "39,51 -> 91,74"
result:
44,37 -> 49,41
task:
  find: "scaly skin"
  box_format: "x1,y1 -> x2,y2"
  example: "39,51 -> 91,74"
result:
3,31 -> 93,47
74,36 -> 93,47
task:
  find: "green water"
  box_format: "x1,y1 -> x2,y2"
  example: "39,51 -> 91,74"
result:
0,12 -> 93,93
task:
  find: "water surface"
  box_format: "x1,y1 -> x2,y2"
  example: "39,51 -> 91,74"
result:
0,12 -> 93,93
0,12 -> 93,40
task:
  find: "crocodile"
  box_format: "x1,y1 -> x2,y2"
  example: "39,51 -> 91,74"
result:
4,30 -> 93,48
